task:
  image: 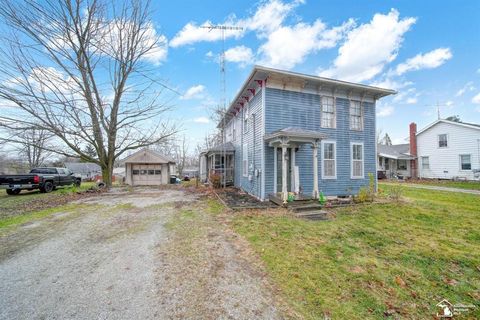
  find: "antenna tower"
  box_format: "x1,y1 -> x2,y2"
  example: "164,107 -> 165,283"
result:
201,24 -> 243,188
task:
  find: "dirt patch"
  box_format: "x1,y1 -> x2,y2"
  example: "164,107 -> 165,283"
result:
155,197 -> 284,319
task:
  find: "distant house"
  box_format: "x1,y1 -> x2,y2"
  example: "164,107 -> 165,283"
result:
413,119 -> 480,180
121,148 -> 176,186
377,143 -> 415,179
65,162 -> 101,180
199,65 -> 395,201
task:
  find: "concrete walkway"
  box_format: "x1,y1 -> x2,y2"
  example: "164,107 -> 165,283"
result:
382,182 -> 480,195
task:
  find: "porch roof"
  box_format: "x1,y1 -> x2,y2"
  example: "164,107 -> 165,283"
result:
203,142 -> 235,155
377,144 -> 415,160
264,127 -> 327,146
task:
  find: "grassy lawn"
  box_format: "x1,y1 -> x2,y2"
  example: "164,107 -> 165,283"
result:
232,185 -> 480,319
0,182 -> 96,219
393,179 -> 480,191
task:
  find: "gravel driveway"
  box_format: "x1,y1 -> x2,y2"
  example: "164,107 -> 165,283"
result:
0,188 -> 282,319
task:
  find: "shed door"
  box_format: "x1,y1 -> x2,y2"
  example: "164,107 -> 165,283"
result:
131,164 -> 163,185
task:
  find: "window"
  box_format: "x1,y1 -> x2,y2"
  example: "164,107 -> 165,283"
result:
140,170 -> 147,175
132,170 -> 139,175
351,143 -> 364,178
349,100 -> 363,131
397,160 -> 407,170
243,105 -> 249,134
322,141 -> 336,179
232,120 -> 236,142
421,156 -> 430,170
321,96 -> 335,128
154,170 -> 162,175
242,144 -> 248,177
438,134 -> 448,148
460,154 -> 471,170
148,170 -> 155,175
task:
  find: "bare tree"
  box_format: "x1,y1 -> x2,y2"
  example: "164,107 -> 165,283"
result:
0,0 -> 177,186
18,129 -> 52,169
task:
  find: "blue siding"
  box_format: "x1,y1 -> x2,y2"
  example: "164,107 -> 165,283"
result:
229,88 -> 263,199
264,88 -> 376,197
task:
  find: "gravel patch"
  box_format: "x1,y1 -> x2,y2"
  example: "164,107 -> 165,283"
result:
0,188 -> 283,319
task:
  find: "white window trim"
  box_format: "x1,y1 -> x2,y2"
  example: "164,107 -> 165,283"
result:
421,156 -> 430,170
350,142 -> 364,179
243,104 -> 249,134
320,96 -> 336,129
242,143 -> 248,177
437,133 -> 448,148
321,140 -> 337,179
459,154 -> 472,171
349,100 -> 364,131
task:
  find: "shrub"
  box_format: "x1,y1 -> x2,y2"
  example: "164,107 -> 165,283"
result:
355,187 -> 370,203
209,172 -> 221,188
389,184 -> 403,202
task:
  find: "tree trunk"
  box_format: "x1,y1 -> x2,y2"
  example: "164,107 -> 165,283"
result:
101,164 -> 113,187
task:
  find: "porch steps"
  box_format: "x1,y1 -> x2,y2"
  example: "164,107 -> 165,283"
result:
288,202 -> 324,213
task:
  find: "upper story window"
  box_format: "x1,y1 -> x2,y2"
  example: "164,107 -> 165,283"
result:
460,154 -> 471,170
243,106 -> 249,134
321,96 -> 335,128
242,143 -> 248,177
438,134 -> 448,148
349,100 -> 363,131
232,120 -> 236,142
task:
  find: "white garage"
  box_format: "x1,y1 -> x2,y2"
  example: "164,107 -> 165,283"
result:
122,148 -> 176,186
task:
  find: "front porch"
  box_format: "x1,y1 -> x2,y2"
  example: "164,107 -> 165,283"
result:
200,142 -> 235,186
265,127 -> 328,204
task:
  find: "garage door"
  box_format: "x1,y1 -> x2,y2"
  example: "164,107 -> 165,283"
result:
131,164 -> 163,186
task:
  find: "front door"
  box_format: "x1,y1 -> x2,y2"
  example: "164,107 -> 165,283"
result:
276,148 -> 292,193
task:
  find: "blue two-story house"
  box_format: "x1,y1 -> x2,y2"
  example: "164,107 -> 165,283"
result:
200,66 -> 395,202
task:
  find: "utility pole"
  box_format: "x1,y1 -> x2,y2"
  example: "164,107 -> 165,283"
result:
201,24 -> 243,188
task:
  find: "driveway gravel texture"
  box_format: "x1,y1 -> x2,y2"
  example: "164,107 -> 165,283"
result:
0,187 -> 283,320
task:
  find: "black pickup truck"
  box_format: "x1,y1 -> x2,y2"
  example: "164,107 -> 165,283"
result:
0,167 -> 81,195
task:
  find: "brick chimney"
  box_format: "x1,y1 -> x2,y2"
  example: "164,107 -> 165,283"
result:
409,122 -> 418,178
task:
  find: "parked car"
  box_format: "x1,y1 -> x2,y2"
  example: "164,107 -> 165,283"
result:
170,175 -> 181,184
183,176 -> 191,181
0,167 -> 81,195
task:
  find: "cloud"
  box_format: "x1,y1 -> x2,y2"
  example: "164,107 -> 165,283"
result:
182,85 -> 206,100
319,9 -> 416,82
455,81 -> 475,97
406,97 -> 417,104
170,20 -> 244,48
242,0 -> 304,38
445,100 -> 454,107
193,117 -> 210,124
224,46 -> 254,66
376,105 -> 394,117
472,92 -> 480,104
259,19 -> 354,69
395,48 -> 452,76
170,0 -> 304,48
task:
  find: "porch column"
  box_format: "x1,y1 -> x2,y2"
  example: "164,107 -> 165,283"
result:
273,146 -> 277,194
282,144 -> 288,203
290,146 -> 295,194
312,141 -> 319,199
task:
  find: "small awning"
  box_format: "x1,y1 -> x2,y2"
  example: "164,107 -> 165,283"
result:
203,142 -> 235,156
264,127 -> 328,146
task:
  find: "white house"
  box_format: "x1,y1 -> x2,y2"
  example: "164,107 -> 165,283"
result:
415,119 -> 480,180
